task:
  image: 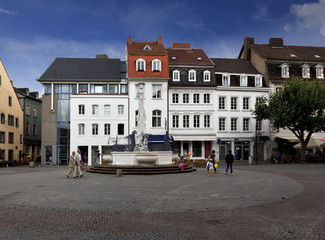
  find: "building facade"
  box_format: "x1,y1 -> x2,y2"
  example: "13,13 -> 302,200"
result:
0,59 -> 23,164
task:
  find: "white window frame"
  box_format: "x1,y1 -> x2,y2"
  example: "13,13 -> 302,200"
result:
172,115 -> 179,128
152,59 -> 161,72
302,64 -> 310,78
204,115 -> 210,128
203,70 -> 211,82
204,93 -> 210,104
136,58 -> 146,72
104,105 -> 111,116
243,97 -> 250,110
243,118 -> 250,132
79,105 -> 85,115
231,97 -> 237,110
194,115 -> 200,128
281,64 -> 289,78
118,105 -> 124,115
172,93 -> 179,103
219,97 -> 226,110
172,70 -> 180,81
316,64 -> 324,78
92,105 -> 98,115
104,123 -> 110,135
240,75 -> 247,86
255,75 -> 262,87
183,93 -> 189,103
219,118 -> 226,131
92,124 -> 98,135
152,110 -> 162,127
231,118 -> 238,131
188,69 -> 196,81
78,124 -> 85,135
193,93 -> 200,104
183,115 -> 189,128
152,85 -> 162,99
222,75 -> 230,86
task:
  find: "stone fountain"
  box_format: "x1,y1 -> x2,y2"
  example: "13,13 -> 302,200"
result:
107,82 -> 173,166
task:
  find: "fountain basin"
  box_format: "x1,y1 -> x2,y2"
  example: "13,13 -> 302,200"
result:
111,151 -> 173,166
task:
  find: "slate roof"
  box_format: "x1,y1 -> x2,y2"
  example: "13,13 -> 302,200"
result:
167,48 -> 214,66
127,41 -> 167,55
38,58 -> 122,82
251,44 -> 325,62
211,58 -> 261,74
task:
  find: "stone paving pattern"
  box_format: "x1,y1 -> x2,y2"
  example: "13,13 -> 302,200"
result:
0,164 -> 324,239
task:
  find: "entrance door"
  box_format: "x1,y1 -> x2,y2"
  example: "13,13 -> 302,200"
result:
8,150 -> 13,162
183,142 -> 189,156
205,141 -> 212,158
78,146 -> 88,163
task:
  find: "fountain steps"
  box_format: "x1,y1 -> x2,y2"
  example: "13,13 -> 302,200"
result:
86,164 -> 196,175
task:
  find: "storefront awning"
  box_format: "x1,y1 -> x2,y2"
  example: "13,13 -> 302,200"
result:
172,135 -> 217,141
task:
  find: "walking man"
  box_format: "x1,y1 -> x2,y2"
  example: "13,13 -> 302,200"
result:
67,151 -> 77,178
76,149 -> 83,177
225,150 -> 234,175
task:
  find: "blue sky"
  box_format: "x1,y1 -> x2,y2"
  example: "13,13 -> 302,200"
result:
1,0 -> 325,94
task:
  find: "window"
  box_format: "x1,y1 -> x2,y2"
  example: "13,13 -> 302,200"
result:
152,85 -> 161,99
231,97 -> 237,110
222,75 -> 230,86
243,118 -> 250,131
1,114 -> 4,124
219,97 -> 225,110
231,118 -> 237,131
172,115 -> 179,128
152,110 -> 161,127
109,84 -> 119,94
8,96 -> 12,106
15,118 -> 19,128
203,70 -> 210,81
194,115 -> 200,128
104,105 -> 111,115
118,124 -> 124,135
8,115 -> 14,126
193,93 -> 200,103
92,105 -> 98,115
104,124 -> 110,135
172,93 -> 179,103
135,110 -> 139,127
183,93 -> 189,103
26,122 -> 30,135
79,105 -> 85,115
302,65 -> 310,78
240,76 -> 247,86
243,97 -> 250,110
20,134 -> 22,144
78,124 -> 85,135
281,64 -> 289,78
188,70 -> 196,81
136,58 -> 146,71
204,94 -> 210,104
316,65 -> 324,78
255,76 -> 262,87
219,118 -> 225,131
172,70 -> 180,81
204,115 -> 210,128
0,131 -> 5,143
9,132 -> 14,144
26,104 -> 30,115
183,115 -> 189,128
152,59 -> 161,72
33,106 -> 37,117
276,87 -> 281,93
256,97 -> 262,106
120,84 -> 128,94
256,120 -> 262,131
33,124 -> 37,136
118,105 -> 124,115
92,124 -> 98,135
44,84 -> 52,94
90,84 -> 107,94
79,84 -> 88,94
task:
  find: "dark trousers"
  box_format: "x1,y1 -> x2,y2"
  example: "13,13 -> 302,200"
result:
225,162 -> 233,173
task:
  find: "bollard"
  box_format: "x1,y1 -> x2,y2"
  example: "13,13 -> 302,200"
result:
116,169 -> 123,177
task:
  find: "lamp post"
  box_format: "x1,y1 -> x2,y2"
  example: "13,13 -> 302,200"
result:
255,120 -> 259,165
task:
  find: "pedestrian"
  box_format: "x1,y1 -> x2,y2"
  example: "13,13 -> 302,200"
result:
210,150 -> 217,173
179,155 -> 184,171
67,151 -> 77,178
225,150 -> 234,175
76,149 -> 83,177
206,158 -> 214,176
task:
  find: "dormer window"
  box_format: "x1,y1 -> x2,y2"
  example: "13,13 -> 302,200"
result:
240,75 -> 247,86
136,58 -> 146,72
188,69 -> 196,81
301,64 -> 310,78
143,44 -> 152,51
203,70 -> 210,82
280,64 -> 289,78
316,64 -> 324,78
222,75 -> 230,86
197,57 -> 202,61
172,57 -> 176,60
172,70 -> 180,81
152,59 -> 161,72
255,75 -> 262,87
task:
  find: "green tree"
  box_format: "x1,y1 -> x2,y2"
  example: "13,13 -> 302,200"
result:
253,77 -> 325,161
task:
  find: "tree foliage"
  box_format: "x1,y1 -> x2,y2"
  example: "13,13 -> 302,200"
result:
253,77 -> 325,160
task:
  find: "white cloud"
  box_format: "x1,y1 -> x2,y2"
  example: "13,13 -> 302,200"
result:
0,7 -> 15,14
290,0 -> 325,36
284,23 -> 290,32
252,4 -> 270,21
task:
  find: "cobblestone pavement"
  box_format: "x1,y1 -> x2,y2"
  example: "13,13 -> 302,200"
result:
0,164 -> 324,239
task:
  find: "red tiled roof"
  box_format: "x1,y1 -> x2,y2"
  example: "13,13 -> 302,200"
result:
167,48 -> 214,66
127,41 -> 167,55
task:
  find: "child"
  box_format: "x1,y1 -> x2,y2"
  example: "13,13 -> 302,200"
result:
206,158 -> 214,176
179,155 -> 184,171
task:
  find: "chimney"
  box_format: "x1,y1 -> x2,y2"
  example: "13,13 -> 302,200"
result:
157,36 -> 162,44
243,37 -> 255,60
128,36 -> 132,44
269,38 -> 284,48
96,54 -> 108,59
172,43 -> 191,49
